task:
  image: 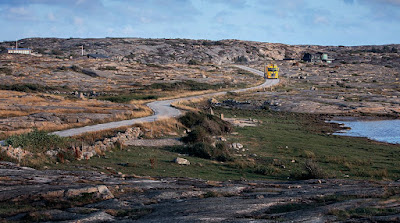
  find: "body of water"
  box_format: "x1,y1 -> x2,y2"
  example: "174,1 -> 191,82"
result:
332,119 -> 400,144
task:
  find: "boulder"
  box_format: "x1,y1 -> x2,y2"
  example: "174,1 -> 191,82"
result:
231,143 -> 244,150
208,98 -> 219,104
174,157 -> 190,165
218,136 -> 227,142
65,185 -> 114,200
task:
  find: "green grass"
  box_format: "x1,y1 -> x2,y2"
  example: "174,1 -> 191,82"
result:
146,80 -> 227,91
0,203 -> 37,218
330,207 -> 400,220
0,83 -> 63,93
98,94 -> 158,103
98,66 -> 118,71
53,146 -> 269,181
215,108 -> 400,180
47,108 -> 400,181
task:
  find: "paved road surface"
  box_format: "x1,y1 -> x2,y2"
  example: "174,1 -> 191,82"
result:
0,65 -> 279,143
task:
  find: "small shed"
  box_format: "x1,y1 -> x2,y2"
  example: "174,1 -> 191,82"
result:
302,52 -> 334,63
7,48 -> 32,55
87,53 -> 109,59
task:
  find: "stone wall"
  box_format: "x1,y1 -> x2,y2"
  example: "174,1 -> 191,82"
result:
0,127 -> 142,161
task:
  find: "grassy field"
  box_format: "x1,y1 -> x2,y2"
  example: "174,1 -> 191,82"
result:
48,108 -> 400,181
215,108 -> 400,180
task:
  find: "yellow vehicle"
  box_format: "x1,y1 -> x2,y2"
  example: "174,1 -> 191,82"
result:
264,64 -> 279,79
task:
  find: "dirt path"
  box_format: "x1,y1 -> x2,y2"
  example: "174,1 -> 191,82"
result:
123,138 -> 183,147
0,65 -> 279,141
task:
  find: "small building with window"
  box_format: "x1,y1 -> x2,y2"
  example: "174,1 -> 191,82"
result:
7,48 -> 32,55
302,52 -> 334,63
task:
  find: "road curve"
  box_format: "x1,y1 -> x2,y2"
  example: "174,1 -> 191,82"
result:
1,66 -> 279,142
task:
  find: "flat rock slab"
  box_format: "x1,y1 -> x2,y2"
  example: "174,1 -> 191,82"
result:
1,161 -> 400,222
123,138 -> 183,147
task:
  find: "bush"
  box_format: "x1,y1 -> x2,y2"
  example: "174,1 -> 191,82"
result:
147,80 -> 224,91
213,142 -> 232,162
0,83 -> 58,93
179,112 -> 233,138
5,129 -> 71,153
182,127 -> 212,144
290,160 -> 327,180
188,59 -> 200,65
186,142 -> 213,159
0,67 -> 13,75
51,49 -> 63,55
177,112 -> 233,161
254,165 -> 280,176
70,65 -> 99,78
99,94 -> 157,103
98,66 -> 118,71
167,142 -> 233,161
304,160 -> 326,178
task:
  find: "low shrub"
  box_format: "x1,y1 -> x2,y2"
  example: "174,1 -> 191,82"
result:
98,66 -> 118,71
179,112 -> 232,138
0,83 -> 58,93
182,127 -> 212,144
186,142 -> 213,159
254,165 -> 280,176
0,67 -> 13,75
176,112 -> 233,161
5,129 -> 71,153
290,159 -> 327,180
69,65 -> 99,78
0,150 -> 18,163
147,80 -> 224,91
146,63 -> 165,69
51,49 -> 63,55
167,142 -> 233,162
188,59 -> 200,65
98,94 -> 157,103
213,142 -> 232,162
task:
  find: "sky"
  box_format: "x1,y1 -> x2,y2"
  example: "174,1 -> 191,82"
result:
0,0 -> 400,46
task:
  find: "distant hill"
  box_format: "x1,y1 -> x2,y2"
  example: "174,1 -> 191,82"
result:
0,38 -> 399,65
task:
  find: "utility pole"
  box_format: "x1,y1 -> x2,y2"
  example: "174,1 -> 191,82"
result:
15,39 -> 18,49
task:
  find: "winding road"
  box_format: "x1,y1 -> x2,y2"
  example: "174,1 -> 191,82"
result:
0,65 -> 279,143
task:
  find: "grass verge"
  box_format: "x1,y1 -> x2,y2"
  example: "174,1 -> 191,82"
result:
14,108 -> 400,181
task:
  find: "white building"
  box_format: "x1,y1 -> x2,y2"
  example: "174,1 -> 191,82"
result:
7,48 -> 32,55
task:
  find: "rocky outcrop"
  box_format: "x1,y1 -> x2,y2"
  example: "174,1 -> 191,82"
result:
1,161 -> 399,222
0,38 -> 328,65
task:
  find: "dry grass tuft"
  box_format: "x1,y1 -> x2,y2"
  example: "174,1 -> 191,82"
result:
134,118 -> 184,138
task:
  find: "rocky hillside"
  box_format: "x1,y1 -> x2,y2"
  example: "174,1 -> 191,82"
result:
1,38 -> 399,65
